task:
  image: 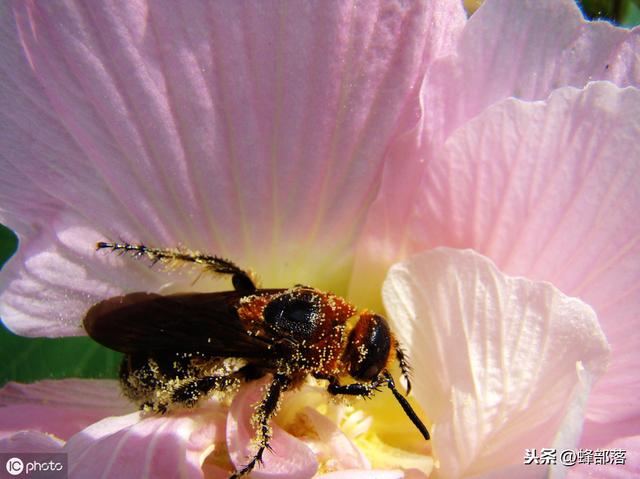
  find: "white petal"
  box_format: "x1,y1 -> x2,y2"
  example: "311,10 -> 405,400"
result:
383,248 -> 609,478
351,82 -> 640,425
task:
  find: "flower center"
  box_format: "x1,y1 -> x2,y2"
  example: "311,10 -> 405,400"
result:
277,380 -> 433,475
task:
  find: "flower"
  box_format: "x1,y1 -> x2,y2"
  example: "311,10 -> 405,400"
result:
1,0 -> 638,478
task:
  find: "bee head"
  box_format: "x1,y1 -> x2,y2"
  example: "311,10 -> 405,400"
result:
342,312 -> 392,381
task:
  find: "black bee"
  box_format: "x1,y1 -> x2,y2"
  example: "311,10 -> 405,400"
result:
84,242 -> 430,478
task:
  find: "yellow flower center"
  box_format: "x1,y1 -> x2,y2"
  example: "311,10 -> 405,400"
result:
277,380 -> 433,475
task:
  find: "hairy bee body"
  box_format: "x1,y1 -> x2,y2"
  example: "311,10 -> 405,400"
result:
84,242 -> 429,478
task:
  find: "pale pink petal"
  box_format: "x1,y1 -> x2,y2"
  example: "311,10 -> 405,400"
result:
227,378 -> 318,479
65,403 -> 225,479
0,216 -> 171,337
383,249 -> 609,478
0,431 -> 64,453
568,435 -> 640,479
317,470 -> 404,479
351,82 -> 640,427
0,380 -> 222,478
0,379 -> 133,440
350,0 -> 640,302
349,0 -> 639,307
425,83 -> 639,426
426,0 -> 640,146
0,0 -> 464,336
0,379 -> 127,409
294,407 -> 369,471
579,416 -> 640,450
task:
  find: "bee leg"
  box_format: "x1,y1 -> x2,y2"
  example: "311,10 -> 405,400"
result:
119,356 -> 171,412
140,401 -> 168,414
171,376 -> 239,407
328,373 -> 430,441
326,376 -> 384,398
96,241 -> 256,293
394,339 -> 413,395
382,371 -> 430,441
230,374 -> 289,479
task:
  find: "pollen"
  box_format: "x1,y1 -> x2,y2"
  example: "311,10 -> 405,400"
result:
277,381 -> 433,476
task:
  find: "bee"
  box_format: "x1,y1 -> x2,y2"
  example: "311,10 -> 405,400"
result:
84,242 -> 430,478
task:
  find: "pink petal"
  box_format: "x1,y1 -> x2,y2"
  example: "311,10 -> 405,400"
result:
293,407 -> 369,471
568,435 -> 640,479
65,403 -> 226,479
0,216 -> 169,336
350,0 -> 639,306
426,0 -> 640,146
424,83 -> 640,425
352,82 -> 640,426
227,378 -> 318,479
0,431 -> 64,453
348,0 -> 639,296
579,416 -> 640,451
0,379 -> 133,440
0,0 -> 464,336
317,470 -> 405,479
383,248 -> 609,478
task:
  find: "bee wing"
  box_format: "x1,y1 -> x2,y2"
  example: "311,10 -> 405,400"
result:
83,291 -> 279,356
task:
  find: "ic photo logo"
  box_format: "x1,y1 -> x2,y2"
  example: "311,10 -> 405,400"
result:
1,453 -> 67,479
5,458 -> 23,476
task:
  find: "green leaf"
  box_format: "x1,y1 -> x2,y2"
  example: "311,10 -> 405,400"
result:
621,1 -> 640,25
578,0 -> 640,25
0,224 -> 17,269
0,324 -> 121,386
0,224 -> 120,386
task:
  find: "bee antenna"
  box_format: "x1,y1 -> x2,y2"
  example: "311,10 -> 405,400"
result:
382,371 -> 430,441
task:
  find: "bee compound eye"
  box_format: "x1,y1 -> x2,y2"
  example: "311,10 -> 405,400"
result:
345,314 -> 392,380
263,292 -> 320,339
